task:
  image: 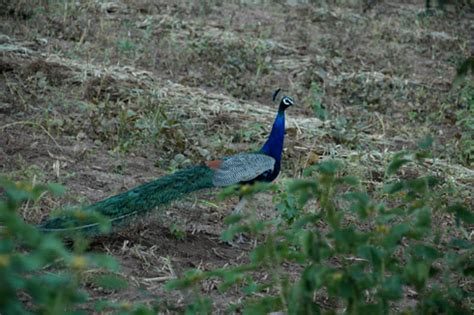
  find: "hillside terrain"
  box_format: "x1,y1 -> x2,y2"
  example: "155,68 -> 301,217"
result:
0,0 -> 472,313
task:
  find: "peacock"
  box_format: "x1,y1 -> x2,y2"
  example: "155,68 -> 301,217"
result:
38,89 -> 294,234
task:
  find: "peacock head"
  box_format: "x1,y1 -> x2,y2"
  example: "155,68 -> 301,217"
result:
280,96 -> 295,110
272,88 -> 294,111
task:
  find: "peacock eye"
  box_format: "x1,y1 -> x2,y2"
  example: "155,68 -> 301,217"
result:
283,97 -> 293,106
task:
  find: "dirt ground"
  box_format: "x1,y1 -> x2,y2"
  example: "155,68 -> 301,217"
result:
0,0 -> 472,313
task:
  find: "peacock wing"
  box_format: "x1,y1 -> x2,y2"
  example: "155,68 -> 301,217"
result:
212,153 -> 275,187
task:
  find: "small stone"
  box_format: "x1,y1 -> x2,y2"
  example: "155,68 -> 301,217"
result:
76,132 -> 87,140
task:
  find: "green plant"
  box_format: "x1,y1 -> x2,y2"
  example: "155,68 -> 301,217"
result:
454,76 -> 474,166
456,103 -> 473,166
117,39 -> 136,55
170,223 -> 187,241
309,81 -> 327,120
0,177 -> 123,313
166,146 -> 473,313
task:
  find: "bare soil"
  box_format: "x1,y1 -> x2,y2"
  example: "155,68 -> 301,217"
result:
0,0 -> 472,313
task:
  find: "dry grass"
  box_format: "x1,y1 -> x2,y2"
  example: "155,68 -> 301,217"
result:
0,0 -> 472,312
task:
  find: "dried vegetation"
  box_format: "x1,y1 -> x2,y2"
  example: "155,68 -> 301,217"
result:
0,0 -> 472,312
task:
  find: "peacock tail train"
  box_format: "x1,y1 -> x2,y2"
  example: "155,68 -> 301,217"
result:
38,165 -> 215,234
37,91 -> 294,235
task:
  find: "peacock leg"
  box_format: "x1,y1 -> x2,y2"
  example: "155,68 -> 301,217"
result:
231,197 -> 248,244
233,197 -> 247,215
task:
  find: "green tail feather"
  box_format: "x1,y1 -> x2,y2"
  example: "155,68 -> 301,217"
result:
38,165 -> 215,234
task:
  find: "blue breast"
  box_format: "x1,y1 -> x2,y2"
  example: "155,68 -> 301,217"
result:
260,111 -> 285,182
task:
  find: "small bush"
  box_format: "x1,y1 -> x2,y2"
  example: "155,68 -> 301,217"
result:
166,147 -> 473,313
0,178 -> 119,313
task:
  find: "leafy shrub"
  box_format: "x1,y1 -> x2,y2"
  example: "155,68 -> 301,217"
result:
454,59 -> 474,166
0,178 -> 119,314
166,147 -> 473,314
1,147 -> 471,314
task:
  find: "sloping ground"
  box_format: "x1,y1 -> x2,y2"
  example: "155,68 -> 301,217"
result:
0,0 -> 472,312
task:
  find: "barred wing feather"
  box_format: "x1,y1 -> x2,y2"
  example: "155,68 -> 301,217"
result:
212,154 -> 275,187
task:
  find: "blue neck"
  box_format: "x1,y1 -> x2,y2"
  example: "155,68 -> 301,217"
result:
260,110 -> 285,179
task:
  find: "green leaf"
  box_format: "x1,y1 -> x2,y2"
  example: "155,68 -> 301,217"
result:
379,276 -> 402,300
304,160 -> 343,176
406,176 -> 438,195
223,214 -> 243,225
463,266 -> 474,276
47,183 -> 66,196
243,296 -> 283,315
338,175 -> 360,186
165,269 -> 203,291
250,244 -> 267,264
330,227 -> 367,252
292,213 -> 323,229
417,135 -> 433,150
415,208 -> 432,228
454,56 -> 474,85
185,296 -> 212,315
412,244 -> 440,261
302,231 -> 330,263
447,203 -> 474,225
219,270 -> 245,292
358,245 -> 383,274
386,157 -> 410,176
217,185 -> 240,200
357,304 -> 384,313
403,259 -> 430,290
316,160 -> 343,175
221,224 -> 250,242
449,238 -> 473,249
288,179 -> 318,194
343,192 -> 371,218
90,274 -> 128,290
276,192 -> 301,222
384,181 -> 404,194
87,254 -> 119,271
384,224 -> 411,247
